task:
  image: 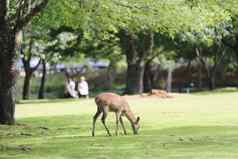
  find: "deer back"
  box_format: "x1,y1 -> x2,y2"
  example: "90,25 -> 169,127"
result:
95,93 -> 130,113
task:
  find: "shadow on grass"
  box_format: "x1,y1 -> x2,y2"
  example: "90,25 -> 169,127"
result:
144,125 -> 238,136
17,98 -> 85,105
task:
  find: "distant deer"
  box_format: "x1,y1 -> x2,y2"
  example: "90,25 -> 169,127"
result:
92,93 -> 140,136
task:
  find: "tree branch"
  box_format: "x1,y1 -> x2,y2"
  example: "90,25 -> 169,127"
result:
14,0 -> 49,32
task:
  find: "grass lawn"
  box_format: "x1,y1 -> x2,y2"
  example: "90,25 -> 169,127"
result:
1,92 -> 238,159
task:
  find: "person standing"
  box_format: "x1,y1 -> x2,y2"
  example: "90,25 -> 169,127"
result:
78,76 -> 89,98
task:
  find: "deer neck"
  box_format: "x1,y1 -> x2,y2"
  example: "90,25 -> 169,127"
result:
125,110 -> 137,125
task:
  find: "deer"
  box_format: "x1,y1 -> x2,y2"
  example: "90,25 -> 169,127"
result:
92,92 -> 140,136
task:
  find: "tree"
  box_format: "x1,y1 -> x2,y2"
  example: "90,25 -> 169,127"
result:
86,0 -> 231,94
119,30 -> 154,94
184,0 -> 238,89
38,59 -> 46,99
21,27 -> 41,100
218,1 -> 238,73
80,31 -> 123,89
143,33 -> 177,93
177,22 -> 232,90
37,26 -> 82,99
0,0 -> 48,124
30,0 -> 84,99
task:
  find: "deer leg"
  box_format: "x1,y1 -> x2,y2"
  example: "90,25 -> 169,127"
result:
115,112 -> 120,136
92,109 -> 102,136
101,110 -> 111,136
119,116 -> 127,135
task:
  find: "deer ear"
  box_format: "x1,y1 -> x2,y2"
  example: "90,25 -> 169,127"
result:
136,117 -> 140,123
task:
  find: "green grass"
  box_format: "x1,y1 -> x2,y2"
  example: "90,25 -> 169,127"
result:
1,92 -> 238,159
192,87 -> 238,95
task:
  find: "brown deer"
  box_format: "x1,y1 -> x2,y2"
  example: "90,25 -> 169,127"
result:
92,92 -> 140,136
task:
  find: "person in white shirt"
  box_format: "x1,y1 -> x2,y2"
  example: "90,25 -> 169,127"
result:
65,77 -> 79,98
77,76 -> 89,98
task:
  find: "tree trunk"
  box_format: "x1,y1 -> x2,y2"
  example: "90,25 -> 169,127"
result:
120,30 -> 154,94
22,71 -> 33,100
208,72 -> 216,90
126,62 -> 145,94
21,36 -> 41,100
107,60 -> 117,89
198,61 -> 203,89
236,51 -> 238,71
38,59 -> 46,99
197,51 -> 216,91
166,68 -> 173,92
0,0 -> 48,125
0,29 -> 17,125
0,87 -> 16,124
143,62 -> 153,93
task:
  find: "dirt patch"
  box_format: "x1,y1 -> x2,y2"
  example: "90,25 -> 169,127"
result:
122,89 -> 174,100
149,89 -> 173,98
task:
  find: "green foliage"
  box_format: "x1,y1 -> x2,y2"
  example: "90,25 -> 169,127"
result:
91,0 -> 230,35
32,0 -> 83,30
28,0 -> 234,64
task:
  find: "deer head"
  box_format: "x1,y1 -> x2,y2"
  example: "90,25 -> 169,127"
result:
132,116 -> 140,135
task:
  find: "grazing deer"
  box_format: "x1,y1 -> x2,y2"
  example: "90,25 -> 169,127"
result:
92,92 -> 140,136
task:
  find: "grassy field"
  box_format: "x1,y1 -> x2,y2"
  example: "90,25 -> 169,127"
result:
1,92 -> 238,159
